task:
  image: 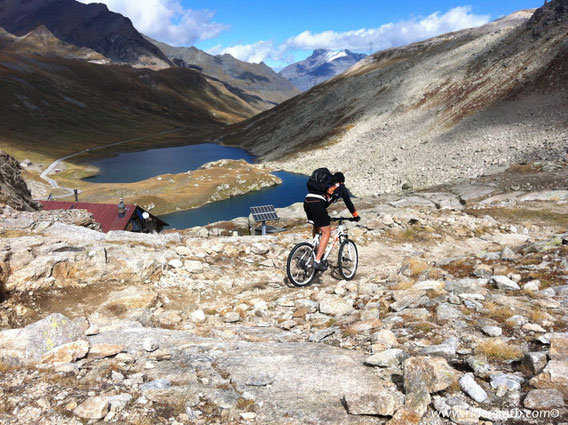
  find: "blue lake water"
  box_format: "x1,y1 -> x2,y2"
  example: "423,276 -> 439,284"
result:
85,143 -> 255,183
83,143 -> 308,229
161,171 -> 307,229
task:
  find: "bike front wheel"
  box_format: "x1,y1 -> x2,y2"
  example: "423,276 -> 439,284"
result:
338,239 -> 358,280
286,242 -> 316,287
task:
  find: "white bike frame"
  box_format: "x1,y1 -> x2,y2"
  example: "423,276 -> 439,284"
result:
311,222 -> 347,262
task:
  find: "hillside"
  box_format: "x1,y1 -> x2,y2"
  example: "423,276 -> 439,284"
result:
0,0 -> 171,69
0,47 -> 262,159
280,49 -> 367,91
0,25 -> 106,61
221,2 -> 568,196
146,36 -> 300,111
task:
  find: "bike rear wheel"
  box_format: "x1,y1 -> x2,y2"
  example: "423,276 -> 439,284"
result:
287,242 -> 316,286
338,239 -> 358,280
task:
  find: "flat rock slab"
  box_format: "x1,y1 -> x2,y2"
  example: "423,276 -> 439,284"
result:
88,326 -> 388,423
517,190 -> 568,202
452,184 -> 498,203
477,191 -> 526,205
417,192 -> 464,210
216,341 -> 390,424
87,327 -> 208,351
388,196 -> 437,209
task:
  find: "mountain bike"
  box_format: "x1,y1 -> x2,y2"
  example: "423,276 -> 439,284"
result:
286,217 -> 359,287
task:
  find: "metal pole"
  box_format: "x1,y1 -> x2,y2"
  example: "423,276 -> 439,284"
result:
262,221 -> 266,236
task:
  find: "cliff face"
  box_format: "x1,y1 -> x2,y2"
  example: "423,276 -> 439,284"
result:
0,0 -> 171,69
0,152 -> 38,211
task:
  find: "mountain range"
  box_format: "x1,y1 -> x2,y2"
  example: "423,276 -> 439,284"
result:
280,49 -> 367,91
145,36 -> 299,110
221,1 -> 568,196
0,0 -> 300,158
0,24 -> 264,158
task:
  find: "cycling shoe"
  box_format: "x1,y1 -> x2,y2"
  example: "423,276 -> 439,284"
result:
313,260 -> 328,271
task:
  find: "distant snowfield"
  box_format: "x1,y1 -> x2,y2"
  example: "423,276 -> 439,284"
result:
324,50 -> 348,62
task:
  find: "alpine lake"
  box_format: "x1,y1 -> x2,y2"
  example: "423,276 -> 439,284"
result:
84,143 -> 307,229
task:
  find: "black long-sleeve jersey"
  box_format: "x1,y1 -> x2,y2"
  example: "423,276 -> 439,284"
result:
326,183 -> 357,215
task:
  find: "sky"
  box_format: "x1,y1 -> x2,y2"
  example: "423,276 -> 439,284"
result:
78,0 -> 544,70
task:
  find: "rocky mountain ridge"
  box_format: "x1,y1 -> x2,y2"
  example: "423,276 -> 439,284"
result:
0,156 -> 567,424
146,36 -> 300,111
221,2 -> 568,198
0,0 -> 171,69
279,48 -> 367,91
0,25 -> 106,61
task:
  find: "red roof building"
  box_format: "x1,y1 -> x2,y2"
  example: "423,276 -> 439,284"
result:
39,201 -> 167,233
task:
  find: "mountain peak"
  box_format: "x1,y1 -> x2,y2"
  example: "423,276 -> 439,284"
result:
22,25 -> 57,41
280,48 -> 367,91
312,48 -> 329,56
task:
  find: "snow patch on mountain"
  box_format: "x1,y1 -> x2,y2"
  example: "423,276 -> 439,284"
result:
280,49 -> 367,91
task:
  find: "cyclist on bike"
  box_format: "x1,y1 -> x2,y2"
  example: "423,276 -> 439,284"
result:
304,171 -> 360,271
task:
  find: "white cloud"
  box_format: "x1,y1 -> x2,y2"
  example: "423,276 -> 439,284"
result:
284,6 -> 490,52
210,6 -> 490,66
78,0 -> 228,46
207,40 -> 280,64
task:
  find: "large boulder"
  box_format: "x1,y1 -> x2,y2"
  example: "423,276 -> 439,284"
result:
0,313 -> 84,365
530,360 -> 568,398
402,356 -> 457,416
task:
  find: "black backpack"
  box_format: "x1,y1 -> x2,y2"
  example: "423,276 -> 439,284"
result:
307,168 -> 333,194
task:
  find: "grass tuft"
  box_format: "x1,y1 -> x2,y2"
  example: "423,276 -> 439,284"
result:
484,301 -> 514,322
474,338 -> 523,361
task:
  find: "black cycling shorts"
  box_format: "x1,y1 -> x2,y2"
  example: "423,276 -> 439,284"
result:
304,195 -> 330,227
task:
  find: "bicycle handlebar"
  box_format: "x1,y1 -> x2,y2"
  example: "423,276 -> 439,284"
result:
330,217 -> 357,222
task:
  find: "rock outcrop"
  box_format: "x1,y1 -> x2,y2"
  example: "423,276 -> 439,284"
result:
0,151 -> 38,211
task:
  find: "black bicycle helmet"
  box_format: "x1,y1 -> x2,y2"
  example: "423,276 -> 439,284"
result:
334,172 -> 345,183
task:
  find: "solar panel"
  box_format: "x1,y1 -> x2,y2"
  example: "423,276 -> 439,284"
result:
250,205 -> 279,223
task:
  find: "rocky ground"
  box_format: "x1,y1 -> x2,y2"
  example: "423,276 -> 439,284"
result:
0,159 -> 567,424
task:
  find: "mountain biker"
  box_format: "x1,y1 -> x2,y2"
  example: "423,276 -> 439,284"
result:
304,171 -> 360,271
